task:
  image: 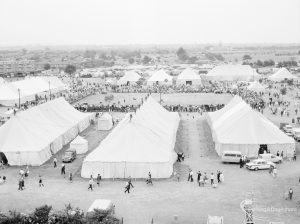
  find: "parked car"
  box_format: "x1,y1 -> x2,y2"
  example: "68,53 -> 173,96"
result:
62,149 -> 77,163
292,128 -> 300,141
246,159 -> 276,171
258,154 -> 282,163
279,122 -> 289,130
283,124 -> 293,136
221,151 -> 242,163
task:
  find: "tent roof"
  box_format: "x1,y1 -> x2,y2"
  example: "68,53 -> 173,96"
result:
177,68 -> 201,80
99,113 -> 112,121
206,65 -> 260,79
71,135 -> 87,144
268,68 -> 298,81
118,71 -> 141,84
148,69 -> 173,82
208,96 -> 294,144
0,98 -> 92,153
84,96 -> 179,163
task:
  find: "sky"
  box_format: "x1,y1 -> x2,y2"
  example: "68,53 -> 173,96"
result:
0,0 -> 300,46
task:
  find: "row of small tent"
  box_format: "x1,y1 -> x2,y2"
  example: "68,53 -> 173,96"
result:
0,76 -> 66,106
205,96 -> 295,158
81,96 -> 180,179
0,98 -> 94,166
113,66 -> 298,86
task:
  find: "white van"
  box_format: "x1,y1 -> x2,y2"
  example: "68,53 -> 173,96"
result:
258,153 -> 282,163
222,151 -> 242,163
292,128 -> 300,141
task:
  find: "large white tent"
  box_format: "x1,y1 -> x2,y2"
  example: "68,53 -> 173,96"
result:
206,96 -> 295,158
70,135 -> 88,154
147,69 -> 173,85
97,113 -> 113,130
117,71 -> 141,85
177,68 -> 202,85
206,65 -> 260,81
268,68 -> 298,81
0,98 -> 94,166
81,96 -> 179,179
0,76 -> 66,106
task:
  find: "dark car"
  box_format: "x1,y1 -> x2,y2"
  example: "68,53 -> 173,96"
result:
62,149 -> 77,163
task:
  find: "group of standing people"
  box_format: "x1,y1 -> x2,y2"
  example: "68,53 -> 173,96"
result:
188,169 -> 224,187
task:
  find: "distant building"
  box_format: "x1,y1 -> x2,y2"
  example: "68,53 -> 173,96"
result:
0,60 -> 37,76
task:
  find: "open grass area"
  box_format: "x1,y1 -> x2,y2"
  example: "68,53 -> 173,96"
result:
0,93 -> 300,223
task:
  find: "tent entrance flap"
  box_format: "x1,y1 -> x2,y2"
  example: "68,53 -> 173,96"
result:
0,152 -> 8,165
186,81 -> 192,85
259,145 -> 268,154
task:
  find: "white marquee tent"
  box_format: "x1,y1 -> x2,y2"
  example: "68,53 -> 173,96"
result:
0,76 -> 66,106
147,69 -> 173,85
81,96 -> 179,179
268,68 -> 298,81
0,98 -> 94,166
177,68 -> 202,85
117,71 -> 141,85
97,113 -> 113,130
206,65 -> 260,81
206,96 -> 295,158
70,135 -> 88,154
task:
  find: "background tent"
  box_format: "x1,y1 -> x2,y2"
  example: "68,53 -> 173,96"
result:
117,71 -> 141,85
97,113 -> 113,130
147,69 -> 173,85
0,98 -> 94,166
206,96 -> 295,158
70,135 -> 88,154
177,68 -> 202,85
81,96 -> 179,179
268,68 -> 298,81
206,65 -> 260,81
246,81 -> 266,93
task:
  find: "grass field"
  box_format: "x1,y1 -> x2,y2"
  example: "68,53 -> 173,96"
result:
0,93 -> 300,224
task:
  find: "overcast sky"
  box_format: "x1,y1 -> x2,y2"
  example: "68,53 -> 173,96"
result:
0,0 -> 300,46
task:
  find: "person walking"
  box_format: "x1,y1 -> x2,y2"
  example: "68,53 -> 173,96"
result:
69,173 -> 73,183
220,172 -> 224,182
239,157 -> 243,168
39,175 -> 44,187
217,171 -> 221,183
53,157 -> 57,168
197,171 -> 201,186
96,174 -> 101,187
124,177 -> 134,194
18,177 -> 23,190
288,188 -> 293,200
61,164 -> 66,177
210,173 -> 215,185
280,151 -> 284,158
88,178 -> 94,191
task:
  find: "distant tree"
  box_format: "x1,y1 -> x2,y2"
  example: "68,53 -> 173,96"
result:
298,50 -> 300,55
187,56 -> 198,64
84,50 -> 97,59
43,63 -> 51,70
128,57 -> 135,64
142,55 -> 152,65
243,55 -> 252,60
176,47 -> 189,61
64,65 -> 76,75
21,48 -> 27,55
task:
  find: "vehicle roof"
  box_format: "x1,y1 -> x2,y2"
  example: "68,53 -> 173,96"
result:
223,151 -> 242,154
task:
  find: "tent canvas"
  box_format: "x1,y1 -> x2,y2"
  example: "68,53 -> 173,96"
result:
206,65 -> 260,81
70,135 -> 88,154
268,68 -> 298,81
98,113 -> 113,130
0,98 -> 93,166
177,68 -> 202,85
81,96 -> 179,179
206,97 -> 295,158
117,71 -> 141,85
147,70 -> 173,85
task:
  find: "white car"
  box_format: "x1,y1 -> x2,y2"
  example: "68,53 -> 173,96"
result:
258,154 -> 282,163
283,125 -> 293,136
246,159 -> 276,171
292,128 -> 300,141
